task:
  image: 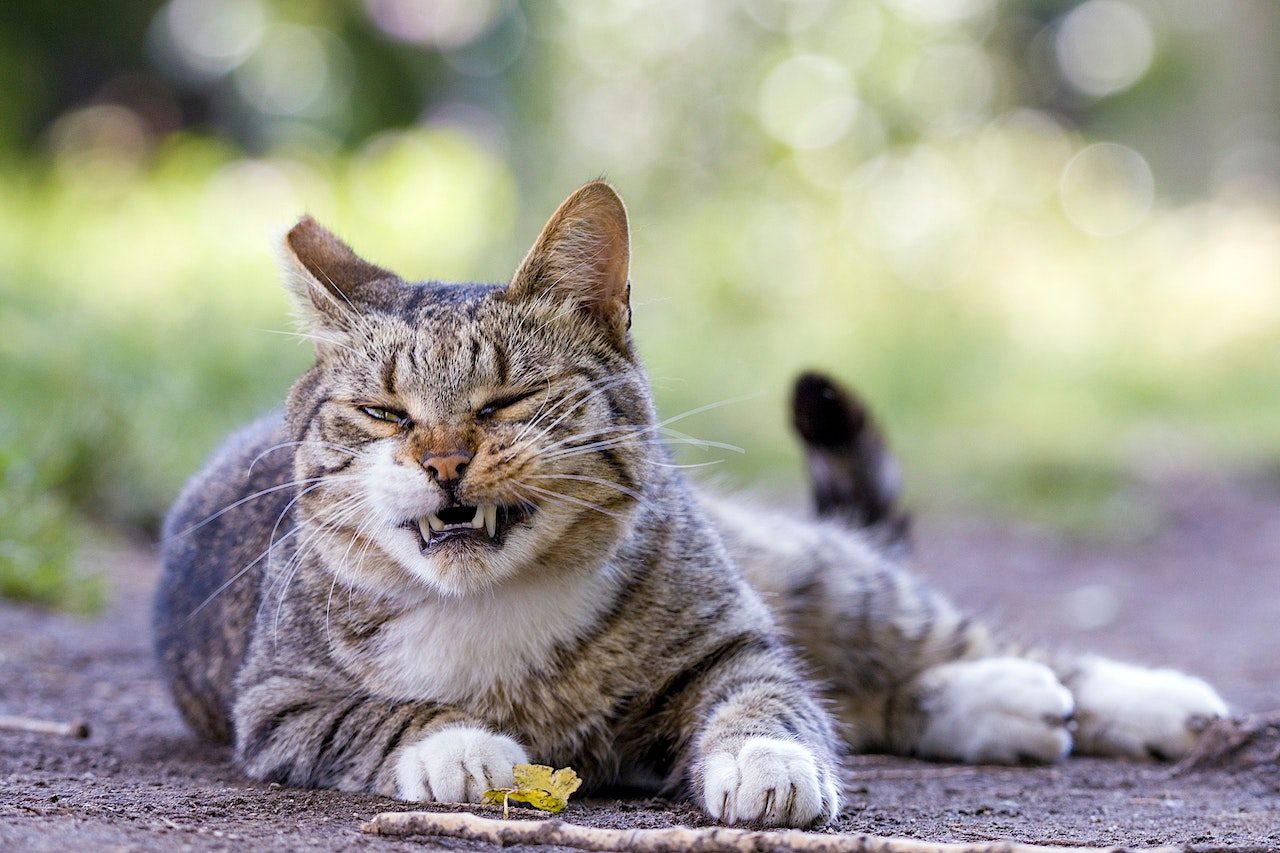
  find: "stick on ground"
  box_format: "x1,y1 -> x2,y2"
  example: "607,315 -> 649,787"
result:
0,715 -> 90,739
362,810 -> 1184,853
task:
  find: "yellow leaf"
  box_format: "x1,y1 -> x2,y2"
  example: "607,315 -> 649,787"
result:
483,764 -> 583,817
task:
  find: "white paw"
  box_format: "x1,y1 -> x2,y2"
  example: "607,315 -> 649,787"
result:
702,737 -> 838,827
1070,658 -> 1227,760
394,726 -> 528,802
914,657 -> 1074,765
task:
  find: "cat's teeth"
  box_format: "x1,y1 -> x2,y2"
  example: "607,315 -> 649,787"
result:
426,514 -> 444,533
484,504 -> 497,538
470,506 -> 485,529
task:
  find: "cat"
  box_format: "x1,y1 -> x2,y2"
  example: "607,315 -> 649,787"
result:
155,180 -> 1227,828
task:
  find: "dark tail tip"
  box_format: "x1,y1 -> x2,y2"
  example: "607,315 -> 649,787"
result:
790,371 -> 911,555
791,371 -> 868,450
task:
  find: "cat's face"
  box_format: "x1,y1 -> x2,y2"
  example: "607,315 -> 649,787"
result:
281,183 -> 652,597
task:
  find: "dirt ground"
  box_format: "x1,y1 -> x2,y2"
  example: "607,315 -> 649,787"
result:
1,469 -> 1278,851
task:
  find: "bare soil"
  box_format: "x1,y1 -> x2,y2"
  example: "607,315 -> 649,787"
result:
1,469 -> 1278,851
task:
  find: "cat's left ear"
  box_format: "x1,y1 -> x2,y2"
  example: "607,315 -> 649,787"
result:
507,180 -> 631,345
279,215 -> 394,335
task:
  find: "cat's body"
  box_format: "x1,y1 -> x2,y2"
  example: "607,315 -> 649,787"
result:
156,182 -> 1227,827
159,404 -> 840,811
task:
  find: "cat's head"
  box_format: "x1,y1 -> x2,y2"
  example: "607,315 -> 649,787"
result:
279,181 -> 653,598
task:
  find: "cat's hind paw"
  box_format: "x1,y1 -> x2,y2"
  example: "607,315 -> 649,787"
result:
912,657 -> 1074,765
702,737 -> 839,827
395,726 -> 528,802
1069,658 -> 1227,760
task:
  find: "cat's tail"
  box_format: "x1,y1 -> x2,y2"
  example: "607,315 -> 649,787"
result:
790,371 -> 911,556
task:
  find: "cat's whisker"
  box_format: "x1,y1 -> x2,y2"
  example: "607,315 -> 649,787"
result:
506,374 -> 636,459
539,396 -> 755,462
544,434 -> 740,463
282,497 -> 370,583
182,478 -> 355,622
248,441 -> 368,476
657,427 -> 745,455
182,524 -> 303,624
650,459 -> 725,470
510,372 -> 628,443
311,261 -> 359,314
515,482 -> 631,521
538,430 -> 652,459
265,489 -> 366,583
536,418 -> 647,456
167,474 -> 360,542
327,508 -> 384,644
507,370 -> 561,447
254,327 -> 360,354
528,473 -> 648,504
270,497 -> 371,644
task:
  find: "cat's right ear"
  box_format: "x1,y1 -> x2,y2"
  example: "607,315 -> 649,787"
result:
278,216 -> 392,336
506,181 -> 631,347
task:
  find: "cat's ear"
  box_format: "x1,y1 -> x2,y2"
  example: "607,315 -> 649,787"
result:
279,216 -> 393,333
507,180 -> 631,344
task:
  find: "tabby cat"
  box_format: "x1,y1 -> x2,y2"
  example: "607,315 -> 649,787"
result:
155,181 -> 1227,828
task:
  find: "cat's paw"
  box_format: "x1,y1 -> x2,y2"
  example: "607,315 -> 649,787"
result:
702,737 -> 839,827
394,726 -> 528,802
1069,658 -> 1227,760
913,657 -> 1074,764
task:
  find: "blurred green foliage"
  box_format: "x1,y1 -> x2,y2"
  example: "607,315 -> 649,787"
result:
3,0 -> 1280,608
0,442 -> 101,611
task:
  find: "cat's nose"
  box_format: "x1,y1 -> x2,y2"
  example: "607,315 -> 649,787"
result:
422,450 -> 472,485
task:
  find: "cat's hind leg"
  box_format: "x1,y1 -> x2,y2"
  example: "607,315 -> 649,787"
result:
875,651 -> 1229,764
1058,656 -> 1227,760
881,656 -> 1075,764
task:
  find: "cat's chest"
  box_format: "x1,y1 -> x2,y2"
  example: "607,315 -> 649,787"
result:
343,569 -> 623,710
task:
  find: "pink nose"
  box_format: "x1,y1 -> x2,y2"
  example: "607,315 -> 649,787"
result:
422,451 -> 472,484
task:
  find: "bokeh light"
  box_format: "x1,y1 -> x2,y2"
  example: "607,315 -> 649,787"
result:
759,55 -> 859,150
1055,0 -> 1155,98
149,0 -> 265,82
1060,142 -> 1155,236
363,0 -> 499,48
235,24 -> 337,116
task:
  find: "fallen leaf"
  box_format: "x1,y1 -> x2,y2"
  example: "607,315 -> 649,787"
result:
483,763 -> 583,817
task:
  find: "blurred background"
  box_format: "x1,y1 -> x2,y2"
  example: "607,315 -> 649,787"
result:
2,0 -> 1280,610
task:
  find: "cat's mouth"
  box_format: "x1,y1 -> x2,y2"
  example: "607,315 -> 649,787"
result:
403,502 -> 534,552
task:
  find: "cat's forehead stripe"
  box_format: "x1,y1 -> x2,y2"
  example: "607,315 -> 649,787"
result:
399,281 -> 504,324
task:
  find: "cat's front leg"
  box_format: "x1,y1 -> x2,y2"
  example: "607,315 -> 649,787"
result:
677,639 -> 842,827
234,673 -> 528,801
394,726 -> 529,802
1063,656 -> 1227,760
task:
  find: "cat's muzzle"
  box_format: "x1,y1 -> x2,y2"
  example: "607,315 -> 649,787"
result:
404,502 -> 534,552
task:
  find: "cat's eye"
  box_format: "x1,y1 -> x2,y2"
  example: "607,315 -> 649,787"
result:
477,389 -> 539,420
359,405 -> 410,427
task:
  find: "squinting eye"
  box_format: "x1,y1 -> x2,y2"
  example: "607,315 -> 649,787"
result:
477,390 -> 538,419
360,405 -> 409,426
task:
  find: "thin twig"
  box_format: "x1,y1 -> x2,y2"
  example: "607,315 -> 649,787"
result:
361,810 -> 1183,853
0,715 -> 90,739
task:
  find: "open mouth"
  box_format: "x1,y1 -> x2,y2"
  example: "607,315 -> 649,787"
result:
403,502 -> 534,552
